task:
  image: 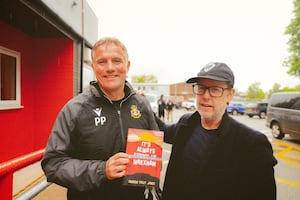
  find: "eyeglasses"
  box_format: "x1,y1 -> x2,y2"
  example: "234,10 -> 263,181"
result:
192,84 -> 231,97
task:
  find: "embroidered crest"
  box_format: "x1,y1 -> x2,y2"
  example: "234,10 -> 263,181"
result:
130,105 -> 141,119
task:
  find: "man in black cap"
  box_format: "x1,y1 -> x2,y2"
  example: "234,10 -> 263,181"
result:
157,62 -> 277,200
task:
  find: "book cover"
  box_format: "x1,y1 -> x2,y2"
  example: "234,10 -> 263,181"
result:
123,128 -> 164,188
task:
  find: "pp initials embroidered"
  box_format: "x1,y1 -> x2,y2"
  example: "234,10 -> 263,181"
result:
95,116 -> 106,126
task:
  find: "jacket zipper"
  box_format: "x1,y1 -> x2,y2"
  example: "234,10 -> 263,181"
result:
117,109 -> 126,151
107,92 -> 152,198
117,93 -> 133,151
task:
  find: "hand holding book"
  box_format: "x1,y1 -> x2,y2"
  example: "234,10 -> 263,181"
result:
123,128 -> 164,188
105,152 -> 129,180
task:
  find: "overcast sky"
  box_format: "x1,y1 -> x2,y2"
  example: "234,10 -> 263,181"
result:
87,0 -> 299,91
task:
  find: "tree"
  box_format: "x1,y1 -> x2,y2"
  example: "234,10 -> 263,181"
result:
246,82 -> 266,102
284,0 -> 300,77
131,74 -> 158,83
281,84 -> 300,92
268,83 -> 281,97
268,83 -> 300,97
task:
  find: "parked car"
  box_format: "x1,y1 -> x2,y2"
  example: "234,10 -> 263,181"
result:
266,92 -> 300,140
245,102 -> 268,118
182,99 -> 196,111
174,101 -> 182,109
226,101 -> 246,115
145,93 -> 159,114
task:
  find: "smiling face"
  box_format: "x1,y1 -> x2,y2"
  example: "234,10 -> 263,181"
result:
195,78 -> 235,129
91,43 -> 130,100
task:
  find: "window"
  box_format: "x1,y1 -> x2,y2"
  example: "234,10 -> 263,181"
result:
82,63 -> 95,91
0,46 -> 22,110
271,93 -> 300,110
82,47 -> 94,92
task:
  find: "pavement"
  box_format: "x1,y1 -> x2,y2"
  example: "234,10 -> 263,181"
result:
14,161 -> 66,199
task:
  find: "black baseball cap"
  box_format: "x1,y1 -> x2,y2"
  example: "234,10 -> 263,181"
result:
186,62 -> 234,87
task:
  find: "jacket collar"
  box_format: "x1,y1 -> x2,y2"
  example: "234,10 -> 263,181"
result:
89,80 -> 135,99
182,111 -> 231,138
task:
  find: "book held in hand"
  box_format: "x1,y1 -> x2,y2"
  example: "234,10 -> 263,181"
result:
123,128 -> 164,188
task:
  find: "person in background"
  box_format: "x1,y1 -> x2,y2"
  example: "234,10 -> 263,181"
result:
41,37 -> 159,200
165,99 -> 174,122
157,94 -> 166,121
157,62 -> 277,200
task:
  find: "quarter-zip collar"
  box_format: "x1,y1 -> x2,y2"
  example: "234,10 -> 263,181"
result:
89,80 -> 135,103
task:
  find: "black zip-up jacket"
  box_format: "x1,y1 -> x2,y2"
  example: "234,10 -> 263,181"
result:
157,111 -> 277,200
41,81 -> 159,200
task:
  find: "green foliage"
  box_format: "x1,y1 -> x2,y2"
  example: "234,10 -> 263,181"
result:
268,83 -> 281,96
284,0 -> 300,77
281,84 -> 300,92
246,82 -> 266,102
268,83 -> 300,97
131,74 -> 158,83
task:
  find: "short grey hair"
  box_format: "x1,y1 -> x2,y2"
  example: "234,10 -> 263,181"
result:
91,37 -> 129,62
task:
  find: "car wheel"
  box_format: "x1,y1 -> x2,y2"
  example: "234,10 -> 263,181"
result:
247,114 -> 253,118
271,122 -> 284,139
259,112 -> 266,119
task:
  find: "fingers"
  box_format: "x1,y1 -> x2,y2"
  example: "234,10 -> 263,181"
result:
106,152 -> 130,180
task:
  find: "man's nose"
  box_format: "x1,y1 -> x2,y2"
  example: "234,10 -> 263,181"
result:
202,88 -> 211,97
107,61 -> 115,70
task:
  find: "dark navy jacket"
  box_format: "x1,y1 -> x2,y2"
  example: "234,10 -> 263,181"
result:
158,111 -> 277,200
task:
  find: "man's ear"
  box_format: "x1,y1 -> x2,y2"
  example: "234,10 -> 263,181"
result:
228,88 -> 235,101
126,61 -> 131,72
91,63 -> 95,71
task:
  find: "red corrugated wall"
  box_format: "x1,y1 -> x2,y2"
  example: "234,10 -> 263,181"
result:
0,21 -> 74,162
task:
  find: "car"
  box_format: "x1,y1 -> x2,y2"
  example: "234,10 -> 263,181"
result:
182,99 -> 196,111
174,101 -> 182,109
226,101 -> 246,115
266,92 -> 300,140
245,102 -> 268,118
145,93 -> 159,114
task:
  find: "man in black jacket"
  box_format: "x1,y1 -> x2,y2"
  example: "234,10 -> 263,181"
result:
42,37 -> 159,200
157,94 -> 166,121
157,62 -> 277,200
